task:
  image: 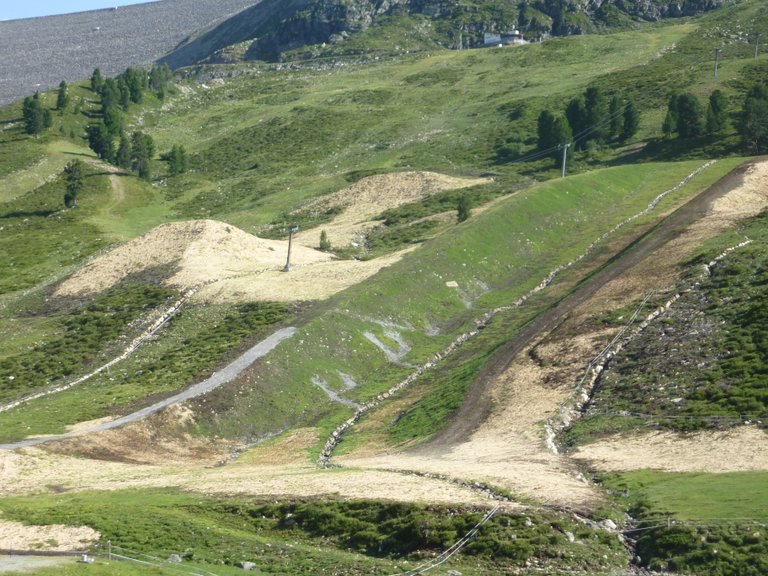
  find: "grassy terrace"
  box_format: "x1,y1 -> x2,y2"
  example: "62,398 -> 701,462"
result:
600,470 -> 768,575
0,489 -> 627,576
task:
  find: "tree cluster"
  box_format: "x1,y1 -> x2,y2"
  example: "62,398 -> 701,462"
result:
161,144 -> 188,176
86,66 -> 180,180
662,90 -> 728,140
22,92 -> 52,135
537,86 -> 639,163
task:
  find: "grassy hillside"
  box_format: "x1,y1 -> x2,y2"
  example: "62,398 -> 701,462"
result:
0,488 -> 627,575
1,3 -> 768,575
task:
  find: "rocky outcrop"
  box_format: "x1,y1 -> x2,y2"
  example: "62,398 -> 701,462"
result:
162,0 -> 734,67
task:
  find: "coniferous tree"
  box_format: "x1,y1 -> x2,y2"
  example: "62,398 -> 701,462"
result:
116,132 -> 132,169
42,108 -> 53,130
740,85 -> 768,153
584,86 -> 609,143
103,105 -> 124,137
57,81 -> 69,111
551,116 -> 573,159
90,68 -> 104,94
87,123 -> 115,162
131,131 -> 154,181
609,94 -> 623,139
22,92 -> 47,135
706,89 -> 728,134
457,195 -> 471,222
620,99 -> 640,141
565,96 -> 587,144
121,67 -> 146,104
675,93 -> 704,138
537,110 -> 557,152
662,110 -> 676,138
149,64 -> 173,98
63,159 -> 85,208
163,144 -> 187,175
662,94 -> 679,138
117,77 -> 131,110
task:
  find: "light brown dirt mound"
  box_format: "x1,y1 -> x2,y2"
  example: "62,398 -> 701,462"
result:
293,171 -> 490,249
0,519 -> 99,552
571,427 -> 768,473
54,219 -> 331,298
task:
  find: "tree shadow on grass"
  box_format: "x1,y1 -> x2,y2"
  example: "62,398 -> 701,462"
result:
0,209 -> 58,219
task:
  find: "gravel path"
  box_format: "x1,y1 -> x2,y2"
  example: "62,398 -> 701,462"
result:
0,327 -> 295,450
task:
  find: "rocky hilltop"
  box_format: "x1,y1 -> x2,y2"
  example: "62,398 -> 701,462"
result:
162,0 -> 732,66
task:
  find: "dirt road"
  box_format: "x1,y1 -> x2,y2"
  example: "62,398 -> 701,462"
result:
427,162 -> 750,448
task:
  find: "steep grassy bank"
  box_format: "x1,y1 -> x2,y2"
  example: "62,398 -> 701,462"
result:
190,159 -> 743,446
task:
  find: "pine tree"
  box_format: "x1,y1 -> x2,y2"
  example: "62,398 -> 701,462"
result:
63,159 -> 85,208
116,132 -> 132,169
620,99 -> 640,141
584,86 -> 609,143
537,110 -> 557,152
565,97 -> 587,143
87,123 -> 115,162
609,94 -> 623,139
457,195 -> 471,222
22,93 -> 46,135
552,116 -> 573,162
675,93 -> 704,138
57,81 -> 69,111
740,87 -> 768,153
90,68 -> 104,94
662,94 -> 679,138
706,89 -> 728,134
131,131 -> 154,181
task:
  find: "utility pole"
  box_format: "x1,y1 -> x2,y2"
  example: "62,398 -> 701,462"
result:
755,34 -> 761,59
283,226 -> 298,272
714,48 -> 721,79
561,142 -> 570,178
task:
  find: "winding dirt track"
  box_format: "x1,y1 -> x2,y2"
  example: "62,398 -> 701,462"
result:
425,162 -> 751,450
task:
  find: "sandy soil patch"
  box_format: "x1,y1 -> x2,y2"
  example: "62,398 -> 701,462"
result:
0,519 -> 99,552
293,171 -> 490,249
572,426 -> 768,473
0,448 -> 493,508
581,159 -> 768,314
340,330 -> 619,510
54,219 -> 331,298
195,249 -> 412,303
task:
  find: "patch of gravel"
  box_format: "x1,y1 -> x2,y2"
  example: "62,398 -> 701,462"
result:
0,0 -> 259,106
